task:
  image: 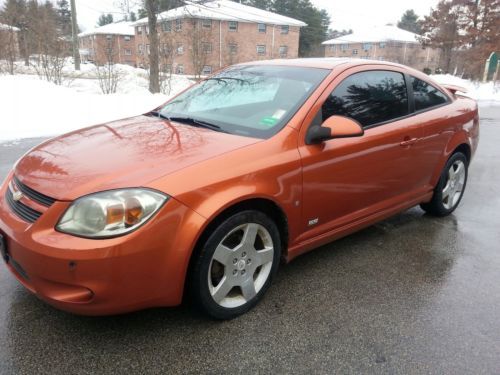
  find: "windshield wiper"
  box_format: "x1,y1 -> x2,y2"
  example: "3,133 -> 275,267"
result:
147,111 -> 225,133
147,110 -> 170,120
168,116 -> 225,132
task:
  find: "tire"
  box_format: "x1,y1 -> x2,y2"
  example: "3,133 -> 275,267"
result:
189,210 -> 281,320
420,152 -> 468,217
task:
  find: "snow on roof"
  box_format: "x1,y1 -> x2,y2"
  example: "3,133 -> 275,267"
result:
134,0 -> 306,27
78,21 -> 135,37
322,25 -> 421,45
0,23 -> 20,31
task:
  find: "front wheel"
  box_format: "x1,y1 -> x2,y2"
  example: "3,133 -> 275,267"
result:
420,152 -> 468,216
189,210 -> 281,319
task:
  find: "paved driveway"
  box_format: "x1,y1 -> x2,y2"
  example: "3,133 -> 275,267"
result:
0,105 -> 499,374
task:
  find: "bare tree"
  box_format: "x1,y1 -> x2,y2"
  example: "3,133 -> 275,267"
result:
190,18 -> 213,79
69,0 -> 80,70
158,34 -> 175,94
94,36 -> 122,94
145,0 -> 160,93
0,25 -> 19,74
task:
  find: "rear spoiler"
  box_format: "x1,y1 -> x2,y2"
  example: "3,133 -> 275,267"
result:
441,84 -> 468,95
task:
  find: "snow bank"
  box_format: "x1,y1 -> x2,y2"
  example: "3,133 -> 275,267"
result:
0,71 -> 192,141
430,74 -> 500,102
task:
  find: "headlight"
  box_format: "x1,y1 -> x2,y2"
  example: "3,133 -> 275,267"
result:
56,189 -> 168,238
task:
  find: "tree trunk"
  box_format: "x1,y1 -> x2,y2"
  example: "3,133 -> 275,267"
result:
145,0 -> 160,93
70,0 -> 81,71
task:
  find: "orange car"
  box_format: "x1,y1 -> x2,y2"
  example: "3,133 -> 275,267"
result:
0,59 -> 479,319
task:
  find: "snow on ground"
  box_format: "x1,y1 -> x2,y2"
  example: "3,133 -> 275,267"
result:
0,64 -> 192,141
430,74 -> 500,103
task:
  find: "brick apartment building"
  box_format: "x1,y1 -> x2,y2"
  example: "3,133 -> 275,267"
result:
78,22 -> 136,66
0,23 -> 20,61
322,25 -> 441,72
133,0 -> 306,75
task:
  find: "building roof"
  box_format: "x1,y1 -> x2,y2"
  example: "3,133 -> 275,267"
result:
0,23 -> 20,31
134,0 -> 307,27
78,21 -> 135,37
322,25 -> 421,45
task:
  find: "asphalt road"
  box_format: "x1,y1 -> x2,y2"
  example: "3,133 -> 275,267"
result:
0,105 -> 499,374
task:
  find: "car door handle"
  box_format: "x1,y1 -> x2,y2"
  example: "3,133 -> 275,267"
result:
400,137 -> 419,147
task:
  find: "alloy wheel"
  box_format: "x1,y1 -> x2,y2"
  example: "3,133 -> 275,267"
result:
208,223 -> 274,308
442,159 -> 466,210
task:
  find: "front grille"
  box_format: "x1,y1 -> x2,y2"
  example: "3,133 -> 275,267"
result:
13,176 -> 56,207
5,187 -> 42,223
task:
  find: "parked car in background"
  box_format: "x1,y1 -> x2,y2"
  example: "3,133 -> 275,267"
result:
0,58 -> 479,319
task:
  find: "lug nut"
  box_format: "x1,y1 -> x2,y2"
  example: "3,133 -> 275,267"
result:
233,258 -> 238,264
233,269 -> 238,275
247,259 -> 251,264
242,252 -> 247,257
241,270 -> 246,275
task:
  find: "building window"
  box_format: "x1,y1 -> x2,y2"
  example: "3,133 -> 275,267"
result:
163,64 -> 172,73
145,26 -> 149,34
106,34 -> 112,40
138,44 -> 143,55
340,44 -> 349,51
281,25 -> 289,34
258,23 -> 266,33
137,26 -> 142,34
161,43 -> 171,54
228,21 -> 238,31
408,43 -> 414,49
379,42 -> 386,48
352,49 -> 358,55
256,45 -> 266,56
162,21 -> 172,32
124,35 -> 131,41
202,65 -> 212,75
146,44 -> 150,55
124,48 -> 132,55
362,42 -> 372,51
176,64 -> 184,74
201,19 -> 212,28
176,43 -> 184,55
175,19 -> 182,31
202,42 -> 212,54
228,43 -> 238,54
329,45 -> 336,52
279,45 -> 288,57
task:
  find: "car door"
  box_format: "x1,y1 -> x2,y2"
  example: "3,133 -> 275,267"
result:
296,66 -> 426,242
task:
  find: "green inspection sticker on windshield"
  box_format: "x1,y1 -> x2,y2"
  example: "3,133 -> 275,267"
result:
259,117 -> 278,127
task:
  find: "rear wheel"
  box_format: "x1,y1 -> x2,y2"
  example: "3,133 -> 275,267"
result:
420,152 -> 468,216
190,210 -> 281,319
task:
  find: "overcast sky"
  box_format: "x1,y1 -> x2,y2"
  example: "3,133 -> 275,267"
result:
1,0 -> 440,32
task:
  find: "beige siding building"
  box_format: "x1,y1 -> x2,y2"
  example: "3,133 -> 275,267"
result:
78,22 -> 136,66
323,25 -> 441,72
134,0 -> 305,75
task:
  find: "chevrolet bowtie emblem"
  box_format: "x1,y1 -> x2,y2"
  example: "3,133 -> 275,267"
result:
12,191 -> 23,202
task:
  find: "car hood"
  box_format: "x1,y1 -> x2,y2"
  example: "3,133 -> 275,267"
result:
14,116 -> 260,201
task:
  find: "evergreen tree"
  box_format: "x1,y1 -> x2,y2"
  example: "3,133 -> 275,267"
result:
97,13 -> 114,27
397,9 -> 421,34
56,0 -> 72,36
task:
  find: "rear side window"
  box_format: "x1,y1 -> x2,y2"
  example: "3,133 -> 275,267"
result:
411,76 -> 448,111
322,70 -> 408,128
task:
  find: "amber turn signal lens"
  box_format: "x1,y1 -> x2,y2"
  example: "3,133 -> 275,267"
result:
106,203 -> 125,225
125,197 -> 144,226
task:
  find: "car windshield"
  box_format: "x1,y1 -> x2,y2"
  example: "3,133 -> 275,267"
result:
159,65 -> 330,139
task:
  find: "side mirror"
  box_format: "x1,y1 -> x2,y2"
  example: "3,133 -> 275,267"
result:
306,116 -> 364,144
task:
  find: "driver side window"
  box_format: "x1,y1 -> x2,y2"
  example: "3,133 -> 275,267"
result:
322,70 -> 409,128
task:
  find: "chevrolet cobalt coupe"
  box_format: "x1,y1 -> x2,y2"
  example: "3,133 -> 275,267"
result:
0,59 -> 479,319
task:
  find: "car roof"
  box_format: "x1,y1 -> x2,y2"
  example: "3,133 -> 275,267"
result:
239,57 -> 409,71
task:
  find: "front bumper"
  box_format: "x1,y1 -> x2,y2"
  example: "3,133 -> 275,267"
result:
0,173 -> 206,315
